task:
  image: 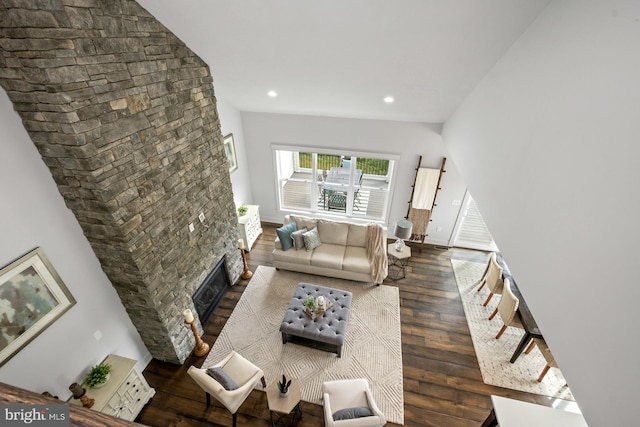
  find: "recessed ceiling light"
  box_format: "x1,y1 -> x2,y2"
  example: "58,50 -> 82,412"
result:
268,90 -> 278,97
384,96 -> 394,103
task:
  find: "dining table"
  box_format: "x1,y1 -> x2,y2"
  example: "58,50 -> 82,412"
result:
321,167 -> 362,191
320,167 -> 362,210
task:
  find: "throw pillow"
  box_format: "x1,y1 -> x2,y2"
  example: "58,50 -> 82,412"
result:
333,406 -> 374,421
276,221 -> 297,251
291,227 -> 308,250
303,227 -> 322,251
318,219 -> 349,246
206,367 -> 238,391
290,215 -> 317,231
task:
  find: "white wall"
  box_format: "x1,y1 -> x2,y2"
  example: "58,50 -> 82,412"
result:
442,0 -> 640,425
0,90 -> 150,399
217,98 -> 253,209
240,112 -> 468,245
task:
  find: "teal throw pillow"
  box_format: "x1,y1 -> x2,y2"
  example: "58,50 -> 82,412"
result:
303,227 -> 322,251
276,221 -> 297,251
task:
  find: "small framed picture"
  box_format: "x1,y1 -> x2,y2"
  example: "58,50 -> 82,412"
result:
223,133 -> 238,173
0,248 -> 76,366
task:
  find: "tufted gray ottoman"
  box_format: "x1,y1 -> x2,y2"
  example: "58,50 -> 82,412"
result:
280,283 -> 352,357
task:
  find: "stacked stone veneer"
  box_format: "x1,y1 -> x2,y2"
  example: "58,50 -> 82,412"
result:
0,0 -> 243,363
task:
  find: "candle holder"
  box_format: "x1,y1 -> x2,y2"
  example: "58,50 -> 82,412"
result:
184,317 -> 210,357
239,247 -> 253,280
69,382 -> 94,408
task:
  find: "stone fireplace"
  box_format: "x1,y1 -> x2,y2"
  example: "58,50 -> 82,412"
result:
0,0 -> 242,363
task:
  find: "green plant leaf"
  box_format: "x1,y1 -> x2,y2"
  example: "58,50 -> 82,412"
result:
84,363 -> 112,388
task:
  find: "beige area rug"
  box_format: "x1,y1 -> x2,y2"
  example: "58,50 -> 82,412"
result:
451,259 -> 574,400
203,266 -> 404,425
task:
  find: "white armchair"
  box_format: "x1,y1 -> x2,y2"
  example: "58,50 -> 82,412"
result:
187,351 -> 266,427
323,378 -> 386,427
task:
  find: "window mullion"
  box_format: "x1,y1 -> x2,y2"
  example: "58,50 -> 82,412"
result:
345,156 -> 357,215
311,153 -> 319,212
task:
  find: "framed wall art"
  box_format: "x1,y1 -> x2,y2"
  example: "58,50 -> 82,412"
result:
0,247 -> 76,366
223,133 -> 238,173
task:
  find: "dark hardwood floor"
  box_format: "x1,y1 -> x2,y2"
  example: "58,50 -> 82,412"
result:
137,223 -> 562,427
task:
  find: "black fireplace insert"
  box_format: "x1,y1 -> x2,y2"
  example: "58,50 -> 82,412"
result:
192,256 -> 231,325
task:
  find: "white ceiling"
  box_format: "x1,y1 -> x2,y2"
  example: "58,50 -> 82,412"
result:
137,0 -> 551,123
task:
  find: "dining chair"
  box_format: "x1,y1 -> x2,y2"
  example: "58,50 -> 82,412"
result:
529,338 -> 559,382
353,172 -> 364,208
490,278 -> 524,339
476,252 -> 504,307
489,279 -> 536,355
327,191 -> 347,211
317,173 -> 326,205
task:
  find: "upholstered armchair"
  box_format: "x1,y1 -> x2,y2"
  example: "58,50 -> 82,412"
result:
187,351 -> 266,427
489,278 -> 523,339
489,279 -> 536,355
476,252 -> 504,306
323,378 -> 386,427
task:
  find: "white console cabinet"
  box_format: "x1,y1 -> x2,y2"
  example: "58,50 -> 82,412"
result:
238,204 -> 262,251
70,354 -> 155,422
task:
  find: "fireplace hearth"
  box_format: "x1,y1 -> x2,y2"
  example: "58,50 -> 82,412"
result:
192,256 -> 231,325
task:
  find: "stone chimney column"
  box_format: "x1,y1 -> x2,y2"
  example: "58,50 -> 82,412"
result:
0,0 -> 243,363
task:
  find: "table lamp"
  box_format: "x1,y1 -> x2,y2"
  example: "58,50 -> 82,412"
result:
394,219 -> 412,251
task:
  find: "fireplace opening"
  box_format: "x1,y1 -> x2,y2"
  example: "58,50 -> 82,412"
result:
192,256 -> 231,325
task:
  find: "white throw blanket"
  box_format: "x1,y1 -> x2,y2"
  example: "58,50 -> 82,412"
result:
366,223 -> 388,283
413,167 -> 440,209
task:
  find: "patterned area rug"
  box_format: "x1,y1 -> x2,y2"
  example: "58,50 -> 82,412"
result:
451,259 -> 574,400
203,266 -> 404,425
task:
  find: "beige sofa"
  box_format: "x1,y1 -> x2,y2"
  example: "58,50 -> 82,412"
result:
272,215 -> 387,284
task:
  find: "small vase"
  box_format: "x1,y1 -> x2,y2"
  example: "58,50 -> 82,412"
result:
279,389 -> 289,398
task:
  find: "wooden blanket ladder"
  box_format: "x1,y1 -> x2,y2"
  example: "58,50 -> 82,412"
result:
405,156 -> 447,251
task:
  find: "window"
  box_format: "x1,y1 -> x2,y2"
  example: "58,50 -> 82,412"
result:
273,146 -> 397,221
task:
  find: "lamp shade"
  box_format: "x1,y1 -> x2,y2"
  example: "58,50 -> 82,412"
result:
394,219 -> 413,240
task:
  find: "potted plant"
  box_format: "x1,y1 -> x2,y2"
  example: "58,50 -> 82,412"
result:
237,205 -> 248,216
303,296 -> 317,313
277,374 -> 292,398
84,363 -> 112,389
